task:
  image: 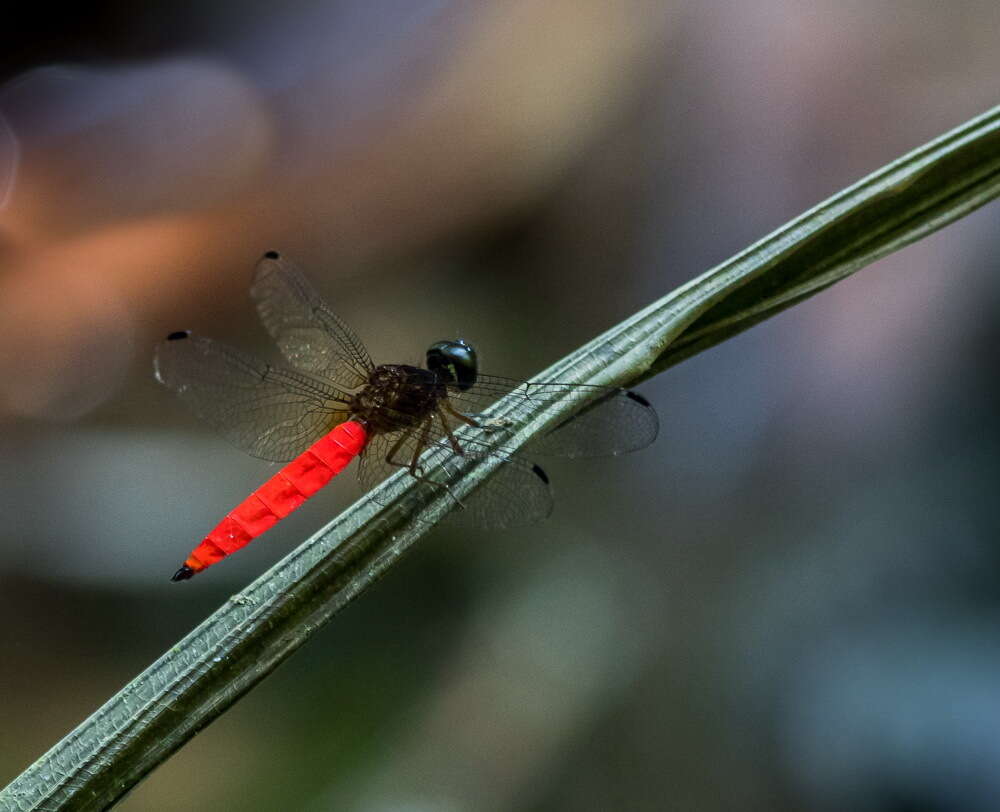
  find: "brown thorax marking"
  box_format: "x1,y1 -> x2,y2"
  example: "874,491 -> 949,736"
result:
349,364 -> 446,434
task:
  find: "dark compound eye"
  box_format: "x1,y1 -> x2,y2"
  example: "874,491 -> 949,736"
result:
426,339 -> 477,391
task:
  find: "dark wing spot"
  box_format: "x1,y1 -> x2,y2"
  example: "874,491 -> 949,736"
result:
166,331 -> 190,341
626,390 -> 651,407
263,250 -> 280,259
532,464 -> 550,484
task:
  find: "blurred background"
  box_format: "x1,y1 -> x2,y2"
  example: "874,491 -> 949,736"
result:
1,1 -> 999,809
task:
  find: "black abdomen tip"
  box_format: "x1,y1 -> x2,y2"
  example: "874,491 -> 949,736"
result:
532,464 -> 550,485
171,565 -> 195,582
166,330 -> 190,341
263,250 -> 280,260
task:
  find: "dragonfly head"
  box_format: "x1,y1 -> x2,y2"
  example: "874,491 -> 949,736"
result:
426,338 -> 477,391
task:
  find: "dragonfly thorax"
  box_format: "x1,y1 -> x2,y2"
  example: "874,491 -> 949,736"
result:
350,364 -> 445,434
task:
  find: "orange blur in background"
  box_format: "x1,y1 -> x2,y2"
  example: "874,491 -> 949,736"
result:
2,2 -> 1000,810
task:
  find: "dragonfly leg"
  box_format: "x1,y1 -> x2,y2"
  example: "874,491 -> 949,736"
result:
438,409 -> 464,456
383,419 -> 466,510
444,398 -> 514,434
443,399 -> 481,428
408,417 -> 434,478
384,424 -> 448,492
383,426 -> 416,471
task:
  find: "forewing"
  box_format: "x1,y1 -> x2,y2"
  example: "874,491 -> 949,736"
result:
154,333 -> 350,462
443,451 -> 553,529
525,388 -> 659,457
250,251 -> 375,389
441,374 -> 659,458
357,422 -> 553,529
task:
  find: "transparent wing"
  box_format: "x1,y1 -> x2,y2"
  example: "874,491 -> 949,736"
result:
250,251 -> 375,390
154,332 -> 351,462
442,450 -> 553,529
524,388 -> 659,458
354,371 -> 656,528
423,373 -> 659,458
357,419 -> 553,529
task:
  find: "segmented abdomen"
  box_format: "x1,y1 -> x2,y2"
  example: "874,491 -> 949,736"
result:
180,421 -> 367,574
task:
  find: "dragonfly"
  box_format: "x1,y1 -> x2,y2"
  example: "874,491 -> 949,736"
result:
155,251 -> 658,581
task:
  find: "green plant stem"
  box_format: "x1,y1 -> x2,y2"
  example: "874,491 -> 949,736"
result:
3,104 -> 999,811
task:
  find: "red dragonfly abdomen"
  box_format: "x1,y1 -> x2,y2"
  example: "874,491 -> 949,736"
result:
171,421 -> 368,580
